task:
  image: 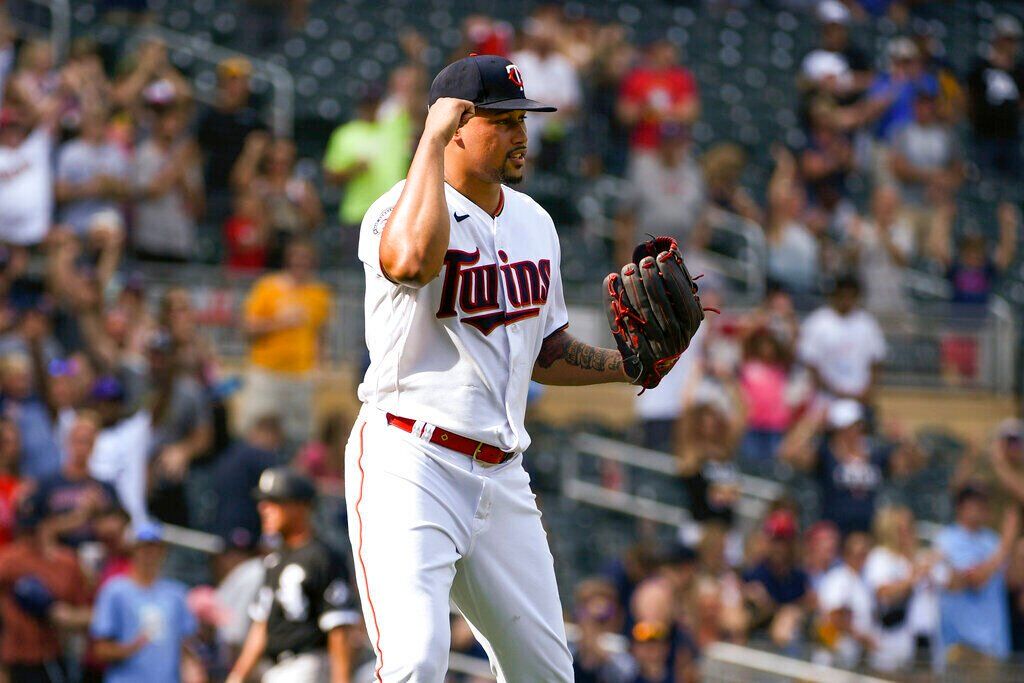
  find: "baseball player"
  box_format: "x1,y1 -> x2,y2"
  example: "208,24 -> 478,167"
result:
227,468 -> 360,683
348,54 -> 703,681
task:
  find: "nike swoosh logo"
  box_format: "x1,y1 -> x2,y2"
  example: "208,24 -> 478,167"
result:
454,212 -> 470,223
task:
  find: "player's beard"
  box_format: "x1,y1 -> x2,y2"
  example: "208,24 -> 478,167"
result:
499,159 -> 524,186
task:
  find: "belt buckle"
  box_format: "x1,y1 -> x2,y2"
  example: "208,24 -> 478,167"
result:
472,441 -> 484,462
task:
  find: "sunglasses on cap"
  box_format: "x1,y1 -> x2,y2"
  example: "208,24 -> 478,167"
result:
632,621 -> 670,642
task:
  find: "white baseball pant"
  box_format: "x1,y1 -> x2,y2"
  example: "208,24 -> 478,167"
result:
345,405 -> 574,682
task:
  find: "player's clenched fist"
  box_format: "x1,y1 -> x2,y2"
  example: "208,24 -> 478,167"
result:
424,97 -> 475,144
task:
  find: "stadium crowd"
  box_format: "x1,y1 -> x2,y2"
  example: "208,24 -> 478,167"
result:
0,0 -> 1021,681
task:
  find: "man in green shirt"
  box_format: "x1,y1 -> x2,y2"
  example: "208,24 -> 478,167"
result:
322,93 -> 412,229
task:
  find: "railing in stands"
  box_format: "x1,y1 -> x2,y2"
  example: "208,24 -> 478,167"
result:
564,433 -> 784,533
127,25 -> 295,137
6,0 -> 70,60
702,642 -> 895,683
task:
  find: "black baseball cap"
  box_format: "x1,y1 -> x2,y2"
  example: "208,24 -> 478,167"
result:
253,467 -> 316,503
428,54 -> 556,112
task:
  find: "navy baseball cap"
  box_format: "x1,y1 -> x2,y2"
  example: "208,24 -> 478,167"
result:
428,55 -> 556,112
253,467 -> 316,503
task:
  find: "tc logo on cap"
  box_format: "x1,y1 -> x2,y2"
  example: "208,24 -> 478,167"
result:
506,64 -> 524,90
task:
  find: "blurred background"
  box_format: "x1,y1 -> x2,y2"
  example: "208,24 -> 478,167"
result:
0,0 -> 1023,681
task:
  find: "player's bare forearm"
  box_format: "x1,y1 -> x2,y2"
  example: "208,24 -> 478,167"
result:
378,98 -> 474,286
532,328 -> 628,386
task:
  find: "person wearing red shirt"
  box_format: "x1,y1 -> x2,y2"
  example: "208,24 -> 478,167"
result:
617,39 -> 700,153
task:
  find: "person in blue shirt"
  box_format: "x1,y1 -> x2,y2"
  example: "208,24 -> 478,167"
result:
90,521 -> 201,683
936,484 -> 1019,667
864,38 -> 939,143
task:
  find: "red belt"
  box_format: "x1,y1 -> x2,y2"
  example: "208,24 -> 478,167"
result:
385,413 -> 516,465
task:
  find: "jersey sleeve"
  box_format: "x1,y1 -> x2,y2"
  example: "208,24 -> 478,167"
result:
316,551 -> 361,632
358,182 -> 405,281
247,582 -> 274,624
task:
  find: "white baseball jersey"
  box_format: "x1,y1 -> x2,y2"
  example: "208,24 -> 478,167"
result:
357,180 -> 568,453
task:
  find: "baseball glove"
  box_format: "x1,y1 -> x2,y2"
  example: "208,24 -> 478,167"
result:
603,236 -> 712,391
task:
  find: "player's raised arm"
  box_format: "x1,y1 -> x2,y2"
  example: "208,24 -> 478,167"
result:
533,328 -> 628,386
378,97 -> 475,286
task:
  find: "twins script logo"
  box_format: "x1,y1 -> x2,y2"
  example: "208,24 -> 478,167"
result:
437,248 -> 550,335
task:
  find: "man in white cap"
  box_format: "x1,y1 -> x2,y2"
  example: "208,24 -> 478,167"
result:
967,14 -> 1024,180
799,0 -> 873,104
781,398 -> 891,536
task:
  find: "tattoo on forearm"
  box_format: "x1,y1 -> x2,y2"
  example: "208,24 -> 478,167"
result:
537,330 -> 623,373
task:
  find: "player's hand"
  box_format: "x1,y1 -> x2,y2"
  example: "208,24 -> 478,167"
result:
423,97 -> 475,145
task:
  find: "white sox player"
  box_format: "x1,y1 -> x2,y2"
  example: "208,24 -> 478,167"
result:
346,55 -> 633,681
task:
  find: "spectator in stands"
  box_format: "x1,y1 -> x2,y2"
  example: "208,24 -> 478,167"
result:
797,274 -> 886,405
241,237 -> 332,445
0,417 -> 21,548
865,505 -> 938,672
765,145 -> 820,294
582,25 -> 636,176
232,133 -> 323,267
197,57 -> 265,226
617,38 -> 700,161
934,202 -> 1019,307
8,38 -> 58,103
797,0 -> 873,122
456,15 -> 513,60
294,411 -> 347,496
91,521 -> 202,683
628,621 -> 673,683
511,8 -> 582,168
0,349 -> 62,480
110,38 -> 191,116
131,89 -> 203,262
742,509 -> 813,651
935,484 -> 1018,666
0,495 -> 92,682
224,188 -> 270,271
701,143 -> 762,225
146,330 -> 214,527
632,321 -> 704,453
615,123 -> 706,264
34,411 -> 121,548
967,15 -> 1024,180
571,578 -> 635,683
693,527 -> 748,641
80,379 -> 153,525
803,521 -> 841,590
782,400 -> 890,536
89,504 -> 132,588
847,186 -> 914,314
738,326 -> 794,467
323,89 -> 412,238
981,419 -> 1024,510
800,97 -> 855,221
214,538 -> 265,661
814,532 -> 875,669
0,71 -> 75,248
890,87 -> 963,242
55,103 -> 130,239
209,415 -> 285,546
864,38 -> 939,148
675,387 -> 745,527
